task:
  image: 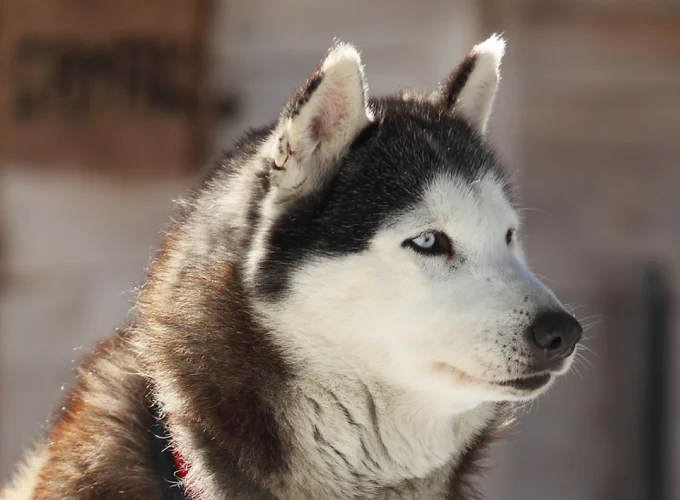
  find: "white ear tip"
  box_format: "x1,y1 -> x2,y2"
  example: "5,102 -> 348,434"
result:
322,43 -> 362,72
472,34 -> 506,67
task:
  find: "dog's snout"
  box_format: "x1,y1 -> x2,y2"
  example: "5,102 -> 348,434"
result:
529,311 -> 583,363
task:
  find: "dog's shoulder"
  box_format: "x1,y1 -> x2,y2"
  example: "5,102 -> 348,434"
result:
7,329 -> 164,500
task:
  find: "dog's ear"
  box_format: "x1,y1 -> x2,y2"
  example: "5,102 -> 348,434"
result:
268,42 -> 371,195
435,34 -> 505,135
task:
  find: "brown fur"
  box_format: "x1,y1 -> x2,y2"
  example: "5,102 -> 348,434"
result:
4,332 -> 164,499
3,40 -> 520,499
1,220 -> 509,499
137,245 -> 296,488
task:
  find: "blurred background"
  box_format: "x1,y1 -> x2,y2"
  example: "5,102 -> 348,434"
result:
1,0 -> 678,499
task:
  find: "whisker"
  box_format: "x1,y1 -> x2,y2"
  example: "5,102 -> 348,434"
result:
518,207 -> 552,216
526,398 -> 535,414
577,344 -> 598,358
563,303 -> 587,315
533,273 -> 556,285
577,314 -> 604,323
571,362 -> 585,381
574,351 -> 594,370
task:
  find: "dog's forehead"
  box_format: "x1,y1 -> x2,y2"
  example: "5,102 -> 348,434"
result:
424,174 -> 516,226
379,172 -> 517,251
340,98 -> 511,218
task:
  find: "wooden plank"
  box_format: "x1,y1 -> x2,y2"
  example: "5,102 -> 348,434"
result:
0,0 -> 212,175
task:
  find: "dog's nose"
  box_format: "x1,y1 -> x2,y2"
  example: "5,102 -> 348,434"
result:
529,311 -> 583,363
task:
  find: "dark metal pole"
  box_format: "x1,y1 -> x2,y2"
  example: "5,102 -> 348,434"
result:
641,265 -> 671,500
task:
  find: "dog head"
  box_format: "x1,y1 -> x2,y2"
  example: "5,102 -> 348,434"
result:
247,36 -> 582,405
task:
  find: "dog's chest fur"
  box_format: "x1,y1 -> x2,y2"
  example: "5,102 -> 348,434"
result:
6,337 -> 502,500
279,379 -> 499,499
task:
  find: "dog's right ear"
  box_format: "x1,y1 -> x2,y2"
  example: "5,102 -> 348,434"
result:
267,43 -> 371,197
435,34 -> 505,136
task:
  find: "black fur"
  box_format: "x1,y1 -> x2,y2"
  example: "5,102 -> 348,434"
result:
4,46 -> 522,500
440,52 -> 477,109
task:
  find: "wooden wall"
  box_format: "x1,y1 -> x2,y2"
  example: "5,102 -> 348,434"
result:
482,2 -> 680,499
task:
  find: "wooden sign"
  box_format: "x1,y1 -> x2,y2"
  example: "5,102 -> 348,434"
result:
0,0 -> 211,175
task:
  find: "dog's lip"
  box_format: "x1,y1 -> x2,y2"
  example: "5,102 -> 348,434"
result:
495,373 -> 552,391
433,362 -> 552,392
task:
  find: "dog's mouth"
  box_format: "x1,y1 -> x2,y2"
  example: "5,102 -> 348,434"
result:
433,362 -> 554,395
495,373 -> 552,392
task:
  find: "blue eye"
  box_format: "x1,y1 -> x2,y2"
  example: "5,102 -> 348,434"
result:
403,231 -> 454,257
413,233 -> 436,249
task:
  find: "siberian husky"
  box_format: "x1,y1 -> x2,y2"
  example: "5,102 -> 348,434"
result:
3,35 -> 583,500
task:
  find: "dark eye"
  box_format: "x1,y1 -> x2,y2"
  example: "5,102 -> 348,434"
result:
403,231 -> 453,257
505,228 -> 515,246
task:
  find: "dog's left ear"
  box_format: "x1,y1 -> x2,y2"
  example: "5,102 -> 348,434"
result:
435,34 -> 505,135
268,42 -> 371,195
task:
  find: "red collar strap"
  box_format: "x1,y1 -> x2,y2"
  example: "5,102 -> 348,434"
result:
172,446 -> 190,482
150,404 -> 195,500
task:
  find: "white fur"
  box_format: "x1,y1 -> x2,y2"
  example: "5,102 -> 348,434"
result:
249,169 -> 574,495
455,34 -> 505,135
246,41 -> 573,487
257,172 -> 571,405
285,380 -> 497,498
1,445 -> 48,500
242,36 -> 572,496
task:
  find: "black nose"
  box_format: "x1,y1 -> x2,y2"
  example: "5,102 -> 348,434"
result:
529,311 -> 583,362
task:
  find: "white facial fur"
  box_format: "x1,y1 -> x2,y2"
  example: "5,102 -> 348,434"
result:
257,173 -> 574,406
